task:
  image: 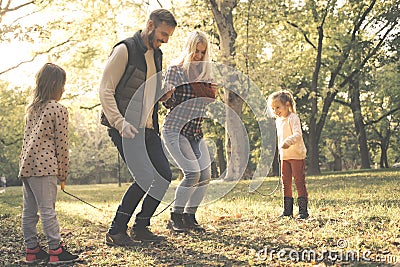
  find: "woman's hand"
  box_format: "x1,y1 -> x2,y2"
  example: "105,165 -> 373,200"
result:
210,83 -> 218,98
159,88 -> 175,102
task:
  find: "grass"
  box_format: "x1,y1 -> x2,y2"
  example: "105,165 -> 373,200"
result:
0,169 -> 399,266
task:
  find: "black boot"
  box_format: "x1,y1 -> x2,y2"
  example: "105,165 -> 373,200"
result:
183,213 -> 205,233
167,212 -> 187,233
279,197 -> 293,218
297,196 -> 309,219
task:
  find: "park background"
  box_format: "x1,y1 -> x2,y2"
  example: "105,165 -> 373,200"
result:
0,0 -> 399,266
0,0 -> 399,185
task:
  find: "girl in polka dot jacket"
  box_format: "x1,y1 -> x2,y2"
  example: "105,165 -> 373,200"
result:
18,63 -> 79,265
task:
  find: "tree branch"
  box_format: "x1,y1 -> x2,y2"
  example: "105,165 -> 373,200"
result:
365,106 -> 400,126
80,103 -> 101,110
209,0 -> 222,25
352,0 -> 376,39
333,98 -> 350,107
286,21 -> 316,49
339,20 -> 396,88
0,0 -> 34,16
0,38 -> 72,75
9,8 -> 43,26
0,137 -> 22,146
156,0 -> 163,8
327,0 -> 377,89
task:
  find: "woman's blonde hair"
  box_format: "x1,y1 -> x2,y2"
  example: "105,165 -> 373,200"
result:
26,63 -> 66,118
268,90 -> 297,113
174,30 -> 211,81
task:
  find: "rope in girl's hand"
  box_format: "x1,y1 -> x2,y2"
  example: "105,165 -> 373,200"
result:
62,188 -> 103,211
250,159 -> 282,197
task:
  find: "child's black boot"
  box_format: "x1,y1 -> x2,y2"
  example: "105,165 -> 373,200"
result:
279,197 -> 293,218
297,196 -> 309,219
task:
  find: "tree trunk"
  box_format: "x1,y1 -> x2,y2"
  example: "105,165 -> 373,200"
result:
380,141 -> 388,168
209,0 -> 246,181
118,153 -> 121,187
349,78 -> 371,169
379,126 -> 390,168
333,155 -> 342,171
224,92 -> 246,180
270,144 -> 279,176
97,171 -> 102,184
211,161 -> 219,178
307,26 -> 324,175
328,141 -> 343,171
216,138 -> 226,177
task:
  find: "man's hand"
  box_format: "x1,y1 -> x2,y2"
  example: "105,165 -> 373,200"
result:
121,123 -> 139,139
281,143 -> 290,149
159,88 -> 175,102
61,181 -> 65,190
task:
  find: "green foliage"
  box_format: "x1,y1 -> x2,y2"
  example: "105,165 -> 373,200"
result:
67,98 -> 121,184
0,84 -> 27,185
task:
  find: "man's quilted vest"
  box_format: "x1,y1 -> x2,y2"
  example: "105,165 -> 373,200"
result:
100,31 -> 163,133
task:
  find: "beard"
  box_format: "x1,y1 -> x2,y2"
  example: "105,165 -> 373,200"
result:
148,29 -> 156,49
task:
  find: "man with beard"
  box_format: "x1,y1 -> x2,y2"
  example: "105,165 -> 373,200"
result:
99,9 -> 177,246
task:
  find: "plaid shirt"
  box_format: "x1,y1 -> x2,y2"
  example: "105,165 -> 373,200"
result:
162,65 -> 207,141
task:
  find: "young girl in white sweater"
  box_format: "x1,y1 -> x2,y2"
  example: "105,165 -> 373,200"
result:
268,90 -> 309,219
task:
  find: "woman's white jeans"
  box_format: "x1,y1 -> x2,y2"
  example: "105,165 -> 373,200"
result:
162,131 -> 211,214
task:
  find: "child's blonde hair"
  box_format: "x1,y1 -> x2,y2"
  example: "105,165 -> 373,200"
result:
174,30 -> 211,81
268,90 -> 297,113
26,63 -> 66,118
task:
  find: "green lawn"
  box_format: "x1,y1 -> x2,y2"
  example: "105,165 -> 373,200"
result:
1,169 -> 399,266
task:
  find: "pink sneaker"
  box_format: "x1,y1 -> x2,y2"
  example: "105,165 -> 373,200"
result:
48,243 -> 79,265
25,245 -> 49,264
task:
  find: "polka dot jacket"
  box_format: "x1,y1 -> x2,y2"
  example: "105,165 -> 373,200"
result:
18,100 -> 69,181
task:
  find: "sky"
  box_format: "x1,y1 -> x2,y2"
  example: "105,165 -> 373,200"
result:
0,0 -> 176,88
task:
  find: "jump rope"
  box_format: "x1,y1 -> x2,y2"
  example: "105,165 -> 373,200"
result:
250,159 -> 281,197
62,180 -> 206,218
62,160 -> 282,218
63,125 -> 282,218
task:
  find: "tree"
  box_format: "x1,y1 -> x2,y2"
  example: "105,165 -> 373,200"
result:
364,61 -> 400,168
283,0 -> 399,174
208,0 -> 248,181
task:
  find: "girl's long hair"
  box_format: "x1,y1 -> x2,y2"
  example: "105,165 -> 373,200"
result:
26,63 -> 66,119
173,30 -> 211,82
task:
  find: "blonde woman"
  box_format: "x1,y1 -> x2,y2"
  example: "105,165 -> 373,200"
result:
162,31 -> 217,233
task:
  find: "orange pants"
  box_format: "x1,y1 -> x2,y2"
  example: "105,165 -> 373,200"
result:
281,159 -> 308,199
